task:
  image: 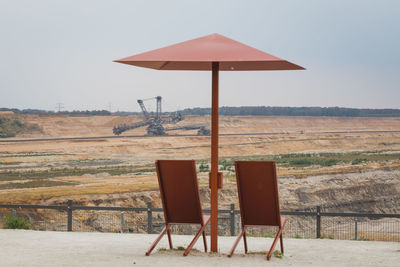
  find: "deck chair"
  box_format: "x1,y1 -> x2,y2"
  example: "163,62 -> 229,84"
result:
228,161 -> 286,260
146,160 -> 210,256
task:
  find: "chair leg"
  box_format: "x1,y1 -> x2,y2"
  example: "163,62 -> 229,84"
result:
266,227 -> 283,260
228,227 -> 246,257
183,216 -> 211,256
146,225 -> 169,256
202,231 -> 207,252
279,217 -> 286,255
243,230 -> 248,254
167,228 -> 173,249
266,217 -> 286,260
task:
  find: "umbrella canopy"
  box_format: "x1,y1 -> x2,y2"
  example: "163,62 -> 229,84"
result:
115,33 -> 303,71
114,33 -> 304,252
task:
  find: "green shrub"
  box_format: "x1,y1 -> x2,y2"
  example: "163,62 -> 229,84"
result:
199,162 -> 209,172
263,233 -> 274,238
0,117 -> 42,138
3,214 -> 30,229
289,158 -> 313,166
352,158 -> 368,165
319,159 -> 339,166
219,160 -> 233,171
273,250 -> 283,259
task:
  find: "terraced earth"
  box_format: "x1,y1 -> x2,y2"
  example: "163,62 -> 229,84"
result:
0,114 -> 399,214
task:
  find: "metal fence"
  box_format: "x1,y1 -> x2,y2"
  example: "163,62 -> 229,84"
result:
1,201 -> 399,242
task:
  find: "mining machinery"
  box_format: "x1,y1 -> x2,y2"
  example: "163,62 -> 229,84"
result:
113,96 -> 210,136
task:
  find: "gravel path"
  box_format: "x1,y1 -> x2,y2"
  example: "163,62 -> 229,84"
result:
0,230 -> 398,266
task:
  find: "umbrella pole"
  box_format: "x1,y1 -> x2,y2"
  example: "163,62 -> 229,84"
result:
211,62 -> 219,252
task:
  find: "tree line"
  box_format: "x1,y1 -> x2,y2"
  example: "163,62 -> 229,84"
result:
2,106 -> 400,117
180,106 -> 400,117
0,108 -> 111,116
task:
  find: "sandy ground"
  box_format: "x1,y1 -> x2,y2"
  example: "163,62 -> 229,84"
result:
2,115 -> 400,163
0,230 -> 398,267
10,115 -> 400,138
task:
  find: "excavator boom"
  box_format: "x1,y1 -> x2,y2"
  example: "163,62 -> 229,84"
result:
112,96 -> 208,136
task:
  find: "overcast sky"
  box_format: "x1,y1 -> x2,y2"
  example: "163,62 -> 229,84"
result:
1,0 -> 399,112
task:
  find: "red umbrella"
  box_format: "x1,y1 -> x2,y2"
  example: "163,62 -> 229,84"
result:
114,33 -> 304,252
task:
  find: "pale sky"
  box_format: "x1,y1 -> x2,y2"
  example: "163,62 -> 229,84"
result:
1,0 -> 399,112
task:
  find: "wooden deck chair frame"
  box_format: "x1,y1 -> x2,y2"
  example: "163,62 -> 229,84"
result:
228,161 -> 286,260
146,160 -> 210,256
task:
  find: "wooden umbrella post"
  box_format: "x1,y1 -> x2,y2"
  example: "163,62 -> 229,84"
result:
211,62 -> 219,252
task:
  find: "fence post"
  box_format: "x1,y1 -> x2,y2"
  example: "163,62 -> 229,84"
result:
354,219 -> 358,240
12,209 -> 17,219
147,202 -> 153,234
67,200 -> 72,232
316,206 -> 321,238
230,203 -> 235,236
121,212 -> 124,233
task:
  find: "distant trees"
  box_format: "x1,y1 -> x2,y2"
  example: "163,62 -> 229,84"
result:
1,106 -> 400,117
180,106 -> 400,117
0,108 -> 111,116
58,110 -> 112,116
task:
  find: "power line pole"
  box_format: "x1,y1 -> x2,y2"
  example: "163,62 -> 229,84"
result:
55,103 -> 64,113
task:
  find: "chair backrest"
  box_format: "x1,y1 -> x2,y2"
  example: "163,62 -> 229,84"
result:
155,160 -> 203,224
235,161 -> 281,227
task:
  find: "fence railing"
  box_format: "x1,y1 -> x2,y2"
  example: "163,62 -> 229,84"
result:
1,201 -> 399,241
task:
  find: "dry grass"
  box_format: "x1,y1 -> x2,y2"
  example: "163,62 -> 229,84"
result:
0,183 -> 159,203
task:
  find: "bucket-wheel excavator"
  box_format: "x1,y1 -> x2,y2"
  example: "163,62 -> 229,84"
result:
113,96 -> 210,136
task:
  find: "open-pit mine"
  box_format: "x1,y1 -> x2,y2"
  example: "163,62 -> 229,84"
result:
1,114 -> 399,239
